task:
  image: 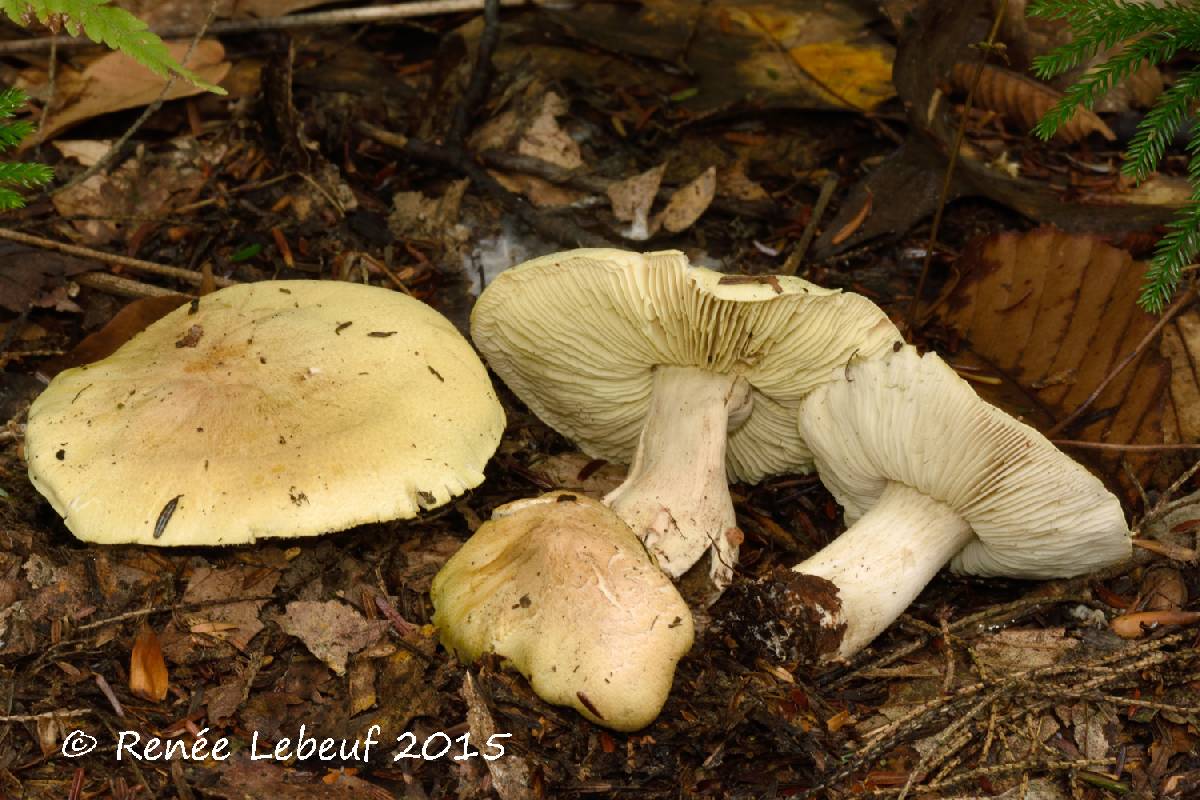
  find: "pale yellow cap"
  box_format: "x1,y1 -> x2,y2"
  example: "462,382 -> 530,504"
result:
26,280 -> 505,545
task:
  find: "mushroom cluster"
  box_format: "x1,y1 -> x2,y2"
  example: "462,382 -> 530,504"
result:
469,248 -> 899,589
24,255 -> 1136,737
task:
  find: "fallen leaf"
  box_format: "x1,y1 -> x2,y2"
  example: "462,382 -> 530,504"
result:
0,243 -> 94,312
717,158 -> 771,202
544,0 -> 895,113
831,187 -> 872,245
210,756 -> 394,800
347,659 -> 377,716
129,626 -> 169,702
205,678 -> 246,725
528,452 -> 627,498
516,92 -> 581,169
974,627 -> 1079,674
388,179 -> 470,253
929,228 -> 1179,485
43,295 -> 189,376
1110,609 -> 1200,639
950,62 -> 1115,143
463,672 -> 532,800
653,166 -> 717,233
52,138 -> 226,245
32,40 -> 231,146
607,163 -> 666,241
278,600 -> 388,676
160,566 -> 279,663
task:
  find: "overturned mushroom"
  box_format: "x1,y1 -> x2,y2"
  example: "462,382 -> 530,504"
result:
792,345 -> 1131,659
431,492 -> 694,732
26,280 -> 505,545
471,248 -> 898,590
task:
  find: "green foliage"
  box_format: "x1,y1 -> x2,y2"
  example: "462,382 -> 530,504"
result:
0,0 -> 225,95
0,88 -> 52,210
1029,0 -> 1200,312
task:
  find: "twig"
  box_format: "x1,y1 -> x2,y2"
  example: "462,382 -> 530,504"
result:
71,595 -> 278,633
448,0 -> 501,147
356,121 -> 613,248
0,708 -> 93,723
907,0 -> 1008,329
782,175 -> 837,276
0,1 -> 535,56
52,4 -> 216,194
0,228 -> 234,288
1048,285 -> 1198,437
1053,440 -> 1200,452
75,272 -> 186,299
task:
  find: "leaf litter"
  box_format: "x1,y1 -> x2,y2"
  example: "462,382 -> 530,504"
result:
0,0 -> 1197,797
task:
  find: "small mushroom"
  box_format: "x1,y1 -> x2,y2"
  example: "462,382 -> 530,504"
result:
791,345 -> 1131,659
431,492 -> 694,732
471,248 -> 899,590
25,280 -> 505,545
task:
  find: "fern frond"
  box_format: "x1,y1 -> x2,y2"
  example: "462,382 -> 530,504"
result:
0,187 -> 28,210
1123,66 -> 1200,182
0,0 -> 225,95
0,161 -> 53,187
0,87 -> 30,119
1138,132 -> 1200,312
1029,0 -> 1200,77
0,119 -> 32,152
1033,32 -> 1183,139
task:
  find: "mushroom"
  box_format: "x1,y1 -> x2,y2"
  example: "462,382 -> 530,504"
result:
26,280 -> 505,545
470,248 -> 899,589
792,345 -> 1131,659
431,491 -> 694,731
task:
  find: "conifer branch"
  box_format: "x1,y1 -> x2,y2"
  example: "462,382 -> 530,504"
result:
0,0 -> 225,94
1030,0 -> 1200,312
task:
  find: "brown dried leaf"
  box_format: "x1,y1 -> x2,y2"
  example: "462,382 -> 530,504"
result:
43,295 -> 190,376
278,600 -> 388,676
0,243 -> 93,312
211,756 -> 394,800
930,228 -> 1178,485
129,626 -> 169,702
347,658 -> 377,716
527,452 -> 627,498
973,627 -> 1078,674
608,163 -> 666,241
950,62 -> 1115,143
653,166 -> 717,233
161,566 -> 279,663
32,41 -> 231,146
463,672 -> 532,800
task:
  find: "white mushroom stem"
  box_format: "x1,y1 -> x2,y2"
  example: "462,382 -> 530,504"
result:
792,481 -> 973,659
604,365 -> 752,589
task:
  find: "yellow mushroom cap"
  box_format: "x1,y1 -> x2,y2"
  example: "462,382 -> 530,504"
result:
26,280 -> 505,546
431,492 -> 694,732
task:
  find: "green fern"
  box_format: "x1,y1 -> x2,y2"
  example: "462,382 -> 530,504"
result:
1030,0 -> 1200,312
0,88 -> 52,210
1,0 -> 225,95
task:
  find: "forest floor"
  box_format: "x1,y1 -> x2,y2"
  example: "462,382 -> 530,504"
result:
0,0 -> 1197,798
